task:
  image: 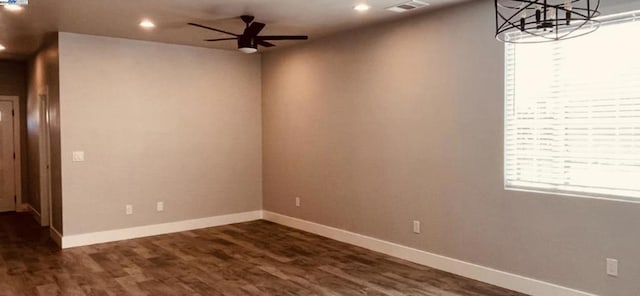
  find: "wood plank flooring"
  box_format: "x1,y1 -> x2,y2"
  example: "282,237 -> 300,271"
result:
0,212 -> 525,296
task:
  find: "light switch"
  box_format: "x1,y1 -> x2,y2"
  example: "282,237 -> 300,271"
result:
72,151 -> 85,162
413,220 -> 421,234
156,201 -> 164,212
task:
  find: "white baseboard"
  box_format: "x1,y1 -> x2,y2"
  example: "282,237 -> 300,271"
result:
55,209 -> 595,295
263,211 -> 595,296
26,204 -> 42,225
61,210 -> 263,249
16,203 -> 30,212
50,227 -> 62,247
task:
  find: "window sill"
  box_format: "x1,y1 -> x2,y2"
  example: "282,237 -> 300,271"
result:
504,186 -> 640,204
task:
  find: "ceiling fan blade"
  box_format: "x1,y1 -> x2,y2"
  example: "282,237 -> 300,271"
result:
188,23 -> 238,37
257,40 -> 276,47
205,38 -> 238,42
244,22 -> 266,37
257,35 -> 309,41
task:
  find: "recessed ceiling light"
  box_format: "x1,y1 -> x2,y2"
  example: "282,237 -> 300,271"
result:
4,4 -> 24,12
139,20 -> 156,29
0,44 -> 6,51
354,3 -> 371,12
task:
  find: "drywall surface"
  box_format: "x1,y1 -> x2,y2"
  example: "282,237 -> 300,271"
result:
58,33 -> 262,235
26,34 -> 61,231
261,1 -> 640,295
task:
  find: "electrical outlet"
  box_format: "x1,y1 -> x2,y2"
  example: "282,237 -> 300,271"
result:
607,258 -> 618,277
295,197 -> 301,207
157,201 -> 164,212
126,205 -> 133,215
413,220 -> 421,234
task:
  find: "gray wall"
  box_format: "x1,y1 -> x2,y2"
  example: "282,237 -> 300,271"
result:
261,1 -> 640,295
0,60 -> 28,205
58,33 -> 262,235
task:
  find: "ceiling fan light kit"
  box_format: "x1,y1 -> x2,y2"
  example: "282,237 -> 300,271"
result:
238,41 -> 258,54
495,0 -> 601,43
188,15 -> 308,53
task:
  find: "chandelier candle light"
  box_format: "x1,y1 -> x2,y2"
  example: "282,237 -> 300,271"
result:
495,0 -> 601,43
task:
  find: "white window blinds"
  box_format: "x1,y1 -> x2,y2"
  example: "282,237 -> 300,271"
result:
505,11 -> 640,201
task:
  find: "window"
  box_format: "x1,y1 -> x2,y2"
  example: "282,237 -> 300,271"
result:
504,11 -> 640,201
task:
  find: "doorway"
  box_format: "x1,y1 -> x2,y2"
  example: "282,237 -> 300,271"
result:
0,96 -> 22,213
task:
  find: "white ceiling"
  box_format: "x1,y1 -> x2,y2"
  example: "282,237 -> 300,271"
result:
0,0 -> 466,59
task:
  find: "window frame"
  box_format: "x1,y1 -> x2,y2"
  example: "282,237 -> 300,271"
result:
503,10 -> 640,203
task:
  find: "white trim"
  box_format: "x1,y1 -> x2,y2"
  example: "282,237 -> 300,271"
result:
0,96 -> 22,212
61,210 -> 263,249
26,203 -> 42,225
37,89 -> 51,227
49,226 -> 62,247
506,186 -> 640,205
16,203 -> 29,212
263,211 -> 596,296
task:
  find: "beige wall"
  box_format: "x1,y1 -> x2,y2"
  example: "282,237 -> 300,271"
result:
0,60 -> 27,205
26,34 -> 62,231
261,1 -> 640,295
58,33 -> 262,235
26,60 -> 41,214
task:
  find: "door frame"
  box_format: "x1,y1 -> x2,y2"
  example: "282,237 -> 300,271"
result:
0,96 -> 23,212
38,90 -> 53,227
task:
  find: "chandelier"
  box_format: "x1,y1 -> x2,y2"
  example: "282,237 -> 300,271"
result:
495,0 -> 601,43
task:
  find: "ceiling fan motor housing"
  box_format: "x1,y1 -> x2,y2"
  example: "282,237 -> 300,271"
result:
238,36 -> 258,51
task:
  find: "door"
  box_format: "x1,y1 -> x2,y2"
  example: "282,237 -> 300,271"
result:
0,101 -> 16,212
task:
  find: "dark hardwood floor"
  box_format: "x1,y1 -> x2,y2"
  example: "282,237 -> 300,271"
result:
0,212 -> 525,296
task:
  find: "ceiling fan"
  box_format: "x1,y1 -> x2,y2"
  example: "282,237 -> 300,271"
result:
188,15 -> 309,54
